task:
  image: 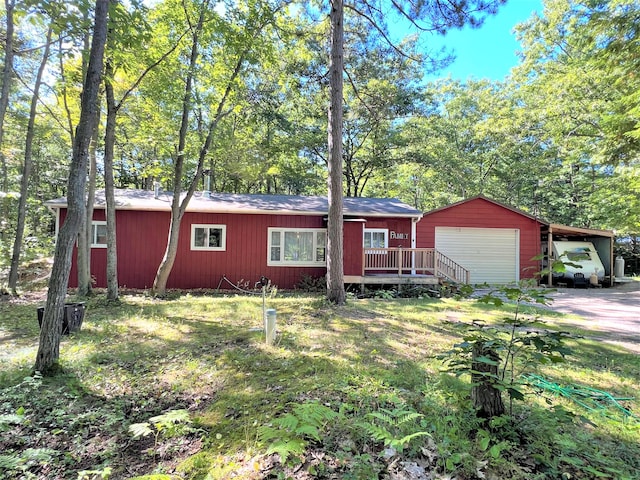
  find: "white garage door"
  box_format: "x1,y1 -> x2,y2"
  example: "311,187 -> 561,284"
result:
435,227 -> 520,284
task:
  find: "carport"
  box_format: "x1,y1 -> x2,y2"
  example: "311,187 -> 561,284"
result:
543,223 -> 615,286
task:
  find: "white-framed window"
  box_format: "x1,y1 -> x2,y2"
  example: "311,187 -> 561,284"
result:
364,229 -> 388,250
268,228 -> 327,266
91,221 -> 107,248
191,224 -> 226,251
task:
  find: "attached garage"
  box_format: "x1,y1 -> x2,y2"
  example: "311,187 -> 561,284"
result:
416,196 -> 545,285
417,195 -> 616,285
435,226 -> 520,284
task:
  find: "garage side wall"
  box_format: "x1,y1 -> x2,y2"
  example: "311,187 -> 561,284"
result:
416,198 -> 544,280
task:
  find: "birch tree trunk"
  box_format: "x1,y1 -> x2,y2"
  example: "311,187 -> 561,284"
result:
326,0 -> 346,305
35,0 -> 109,375
8,26 -> 53,294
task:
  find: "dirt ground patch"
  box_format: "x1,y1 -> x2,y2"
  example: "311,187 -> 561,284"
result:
548,280 -> 640,353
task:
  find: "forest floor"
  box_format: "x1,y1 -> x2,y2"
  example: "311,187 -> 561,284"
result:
1,287 -> 639,479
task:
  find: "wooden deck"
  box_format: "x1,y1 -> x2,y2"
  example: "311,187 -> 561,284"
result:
344,248 -> 470,288
344,274 -> 439,285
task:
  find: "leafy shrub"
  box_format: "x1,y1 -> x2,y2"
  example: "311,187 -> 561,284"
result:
441,280 -> 572,416
295,275 -> 326,293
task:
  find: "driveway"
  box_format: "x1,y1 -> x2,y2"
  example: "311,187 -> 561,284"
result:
548,280 -> 640,353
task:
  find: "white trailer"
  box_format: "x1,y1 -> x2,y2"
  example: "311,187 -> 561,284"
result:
552,241 -> 605,282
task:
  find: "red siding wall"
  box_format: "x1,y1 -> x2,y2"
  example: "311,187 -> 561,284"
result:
64,209 -> 415,290
343,221 -> 364,276
416,198 -> 543,279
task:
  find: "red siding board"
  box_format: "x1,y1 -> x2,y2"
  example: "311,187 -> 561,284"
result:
416,198 -> 543,279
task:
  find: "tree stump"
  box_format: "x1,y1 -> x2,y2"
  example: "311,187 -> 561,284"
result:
471,343 -> 505,418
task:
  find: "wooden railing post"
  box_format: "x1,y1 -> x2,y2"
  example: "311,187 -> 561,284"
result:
434,250 -> 439,278
397,246 -> 402,276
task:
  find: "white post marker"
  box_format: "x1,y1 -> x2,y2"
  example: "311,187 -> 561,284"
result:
265,309 -> 276,345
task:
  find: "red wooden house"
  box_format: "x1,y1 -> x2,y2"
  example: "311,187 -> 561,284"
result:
47,192 -> 615,289
46,189 -> 427,291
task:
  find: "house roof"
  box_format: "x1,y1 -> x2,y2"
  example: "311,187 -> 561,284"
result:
46,189 -> 423,219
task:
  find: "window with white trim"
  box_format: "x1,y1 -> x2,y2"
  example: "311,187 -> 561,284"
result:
268,228 -> 326,266
191,224 -> 226,251
364,229 -> 388,251
91,221 -> 107,248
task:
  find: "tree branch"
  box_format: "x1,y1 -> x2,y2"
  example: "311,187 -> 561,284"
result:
344,3 -> 421,62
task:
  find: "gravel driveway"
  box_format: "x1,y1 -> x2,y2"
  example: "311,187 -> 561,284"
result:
548,280 -> 640,353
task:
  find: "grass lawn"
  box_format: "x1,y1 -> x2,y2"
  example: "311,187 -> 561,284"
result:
1,289 -> 639,479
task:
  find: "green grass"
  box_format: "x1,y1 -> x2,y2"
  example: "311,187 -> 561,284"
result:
1,291 -> 639,479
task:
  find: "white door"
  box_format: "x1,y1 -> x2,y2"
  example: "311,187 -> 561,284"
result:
435,227 -> 520,284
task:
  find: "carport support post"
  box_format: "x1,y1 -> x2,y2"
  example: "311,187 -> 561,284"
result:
547,231 -> 553,287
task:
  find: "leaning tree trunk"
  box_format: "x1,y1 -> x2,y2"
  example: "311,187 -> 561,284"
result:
8,26 -> 52,294
152,0 -> 245,297
0,0 -> 15,227
35,0 -> 108,375
151,3 -> 203,297
326,0 -> 346,305
471,342 -> 505,418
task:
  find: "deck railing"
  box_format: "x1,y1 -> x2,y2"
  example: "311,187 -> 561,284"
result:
363,247 -> 470,284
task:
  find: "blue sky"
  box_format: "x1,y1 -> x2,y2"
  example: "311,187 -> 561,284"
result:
426,0 -> 544,81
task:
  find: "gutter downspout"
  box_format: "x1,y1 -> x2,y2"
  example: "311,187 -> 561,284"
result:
411,216 -> 420,275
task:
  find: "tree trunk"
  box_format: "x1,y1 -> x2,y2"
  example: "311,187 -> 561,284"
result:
77,18 -> 101,298
0,0 -> 15,224
471,342 -> 505,418
104,60 -> 119,300
8,26 -> 52,294
152,3 -> 204,297
326,0 -> 346,305
76,120 -> 99,297
152,0 -> 250,296
35,0 -> 109,375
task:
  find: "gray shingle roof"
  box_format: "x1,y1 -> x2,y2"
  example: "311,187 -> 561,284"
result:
46,189 -> 423,218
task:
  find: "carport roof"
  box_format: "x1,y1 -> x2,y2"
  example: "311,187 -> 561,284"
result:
545,223 -> 615,238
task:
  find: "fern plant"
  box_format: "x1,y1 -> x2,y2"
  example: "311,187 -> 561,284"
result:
129,409 -> 193,458
360,407 -> 430,453
0,447 -> 58,477
258,402 -> 339,464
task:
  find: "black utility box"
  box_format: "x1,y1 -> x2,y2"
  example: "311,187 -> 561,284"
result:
37,303 -> 86,335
